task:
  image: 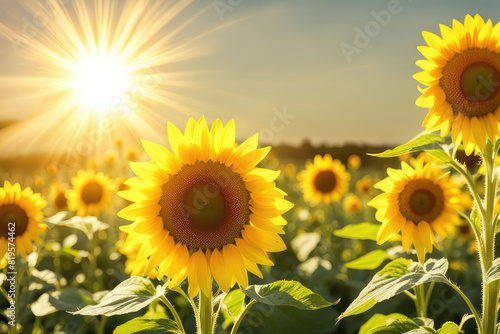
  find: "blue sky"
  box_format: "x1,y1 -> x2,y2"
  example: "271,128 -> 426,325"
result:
1,0 -> 499,146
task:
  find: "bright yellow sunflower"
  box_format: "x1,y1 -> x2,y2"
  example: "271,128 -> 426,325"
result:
284,163 -> 297,179
414,14 -> 500,155
0,181 -> 47,259
409,152 -> 438,169
118,230 -> 157,279
46,164 -> 58,176
343,193 -> 362,214
356,175 -> 373,196
347,154 -> 361,170
297,154 -> 350,204
368,162 -> 465,263
67,170 -> 114,217
50,182 -> 68,212
118,117 -> 293,298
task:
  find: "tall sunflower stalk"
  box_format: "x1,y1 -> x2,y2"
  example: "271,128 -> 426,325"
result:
339,14 -> 500,333
413,14 -> 500,334
477,142 -> 499,334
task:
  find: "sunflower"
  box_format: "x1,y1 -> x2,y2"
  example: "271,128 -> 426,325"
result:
104,151 -> 116,165
118,117 -> 293,298
118,230 -> 157,279
409,152 -> 438,169
116,177 -> 132,207
284,163 -> 297,179
414,14 -> 500,155
347,154 -> 361,170
67,170 -> 114,216
125,148 -> 138,162
50,182 -> 68,212
343,193 -> 362,214
297,154 -> 350,204
46,164 -> 58,176
368,162 -> 465,263
34,176 -> 44,188
0,181 -> 47,259
356,175 -> 373,196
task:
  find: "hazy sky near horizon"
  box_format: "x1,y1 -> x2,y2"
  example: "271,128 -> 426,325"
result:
0,0 -> 499,146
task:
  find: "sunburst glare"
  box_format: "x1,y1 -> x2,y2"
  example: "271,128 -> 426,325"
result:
0,0 -> 225,164
72,55 -> 130,112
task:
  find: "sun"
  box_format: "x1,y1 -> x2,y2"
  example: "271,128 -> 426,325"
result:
0,0 -> 221,161
72,55 -> 131,112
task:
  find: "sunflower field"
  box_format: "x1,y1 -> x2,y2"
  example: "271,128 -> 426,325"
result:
1,1 -> 500,334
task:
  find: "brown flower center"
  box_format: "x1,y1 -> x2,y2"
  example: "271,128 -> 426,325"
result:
159,161 -> 250,250
0,204 -> 29,238
80,181 -> 103,204
314,170 -> 337,193
398,179 -> 445,224
440,49 -> 500,118
55,192 -> 67,210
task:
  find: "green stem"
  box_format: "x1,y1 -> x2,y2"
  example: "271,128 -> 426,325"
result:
403,290 -> 416,300
447,281 -> 482,332
0,285 -> 9,302
460,314 -> 476,331
423,282 -> 435,313
413,285 -> 427,318
451,160 -> 486,250
88,234 -> 96,292
173,286 -> 199,319
33,316 -> 42,334
212,291 -> 227,333
481,142 -> 499,334
160,295 -> 186,334
230,299 -> 257,334
199,292 -> 213,334
97,316 -> 107,334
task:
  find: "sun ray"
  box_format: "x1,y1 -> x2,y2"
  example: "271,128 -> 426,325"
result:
0,0 -> 227,167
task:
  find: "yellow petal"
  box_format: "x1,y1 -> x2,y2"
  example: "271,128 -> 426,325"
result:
222,244 -> 248,289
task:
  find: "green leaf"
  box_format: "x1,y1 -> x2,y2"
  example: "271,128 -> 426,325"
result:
31,288 -> 95,316
414,317 -> 435,329
359,313 -> 407,334
241,303 -> 335,334
113,317 -> 180,334
48,215 -> 109,239
485,258 -> 500,284
368,318 -> 421,333
369,133 -> 444,158
244,280 -> 338,310
72,277 -> 165,316
43,211 -> 68,225
378,258 -> 412,277
223,289 -> 245,319
291,232 -> 321,261
333,223 -> 380,241
337,258 -> 449,322
345,250 -> 389,270
424,149 -> 455,164
471,208 -> 482,235
425,149 -> 472,178
438,322 -> 462,334
27,269 -> 58,291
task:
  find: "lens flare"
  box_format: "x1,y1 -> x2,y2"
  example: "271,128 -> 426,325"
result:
0,0 -> 225,163
72,56 -> 130,112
